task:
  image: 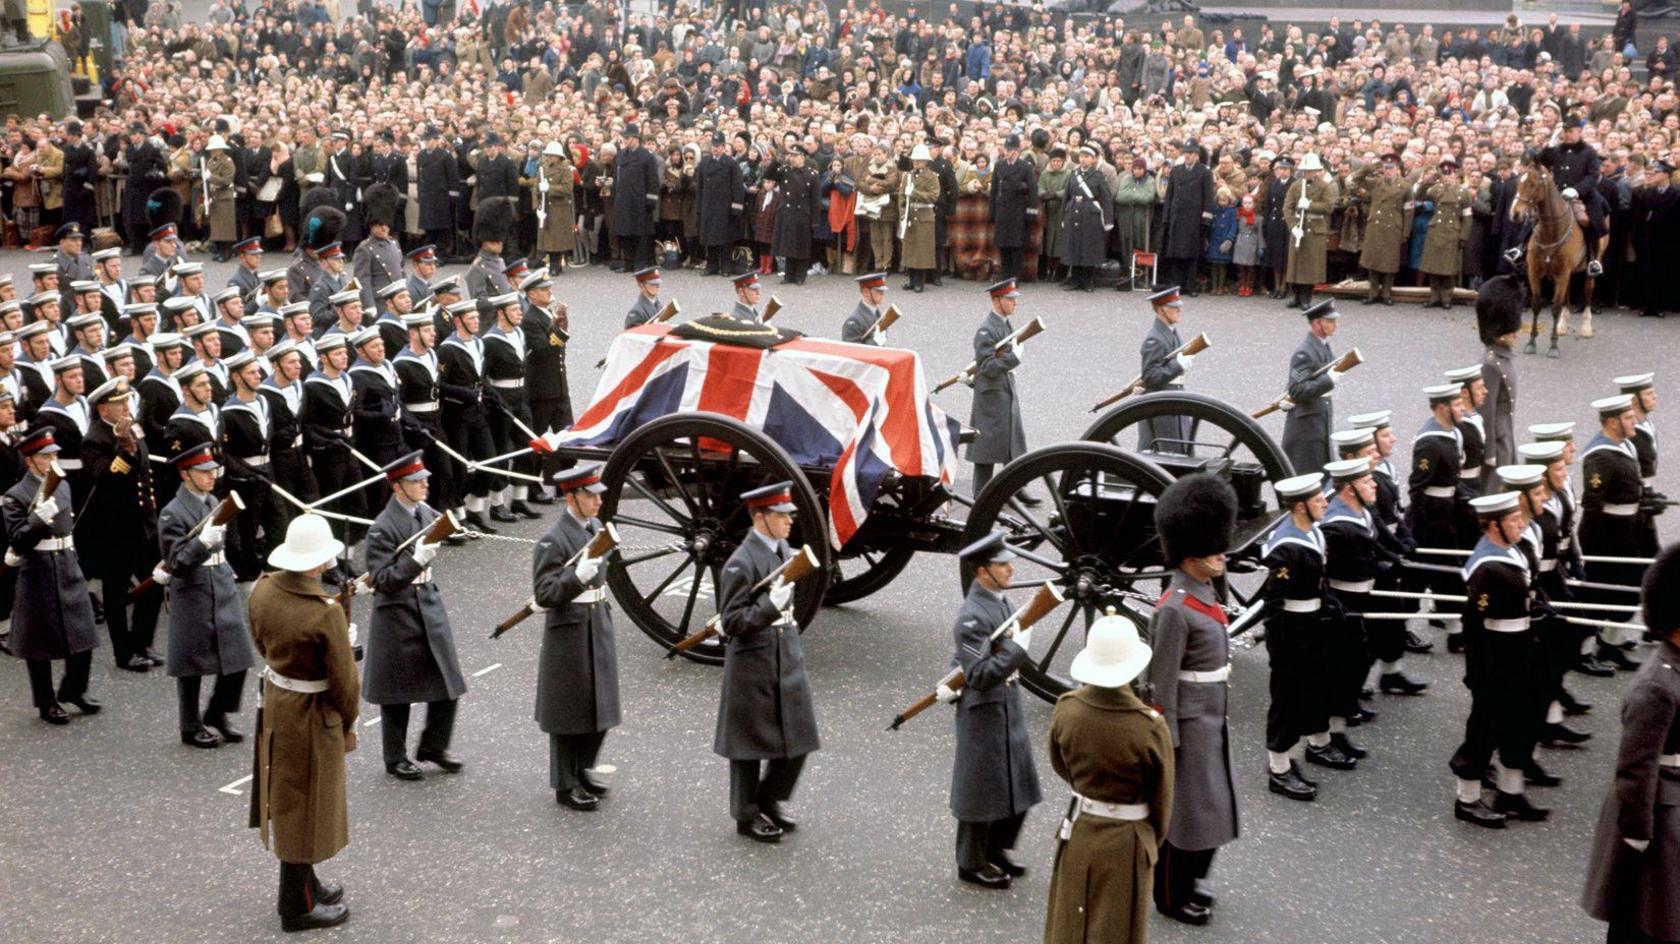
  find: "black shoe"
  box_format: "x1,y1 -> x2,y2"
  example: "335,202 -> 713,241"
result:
1345,707 -> 1377,726
314,880 -> 344,906
527,492 -> 555,505
39,704 -> 70,725
1361,686 -> 1375,699
1454,798 -> 1507,828
416,749 -> 464,772
1268,766 -> 1317,800
464,511 -> 499,534
281,903 -> 349,933
736,812 -> 783,843
1446,633 -> 1466,653
557,786 -> 599,811
762,802 -> 797,832
510,500 -> 541,520
1190,880 -> 1216,909
385,760 -> 423,781
1524,763 -> 1564,787
60,693 -> 101,715
580,769 -> 610,796
1362,296 -> 1380,305
1306,742 -> 1357,770
204,715 -> 243,742
120,654 -> 152,672
1493,791 -> 1550,821
957,863 -> 1010,889
702,267 -> 720,276
1291,759 -> 1318,788
182,727 -> 223,748
1600,645 -> 1643,671
989,852 -> 1025,877
1574,654 -> 1616,677
144,648 -> 165,666
1404,629 -> 1435,653
1559,690 -> 1593,715
491,507 -> 519,523
1330,732 -> 1367,760
1541,722 -> 1591,747
1158,901 -> 1212,925
1379,672 -> 1429,695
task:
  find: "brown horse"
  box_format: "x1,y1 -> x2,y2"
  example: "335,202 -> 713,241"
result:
1509,163 -> 1595,358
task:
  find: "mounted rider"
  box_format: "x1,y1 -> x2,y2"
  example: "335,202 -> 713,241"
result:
1506,119 -> 1608,277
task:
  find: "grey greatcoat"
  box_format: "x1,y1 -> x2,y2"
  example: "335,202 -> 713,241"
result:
1060,167 -> 1112,267
1280,331 -> 1335,475
1145,571 -> 1241,851
1581,645 -> 1680,941
530,511 -> 621,735
948,581 -> 1043,823
1138,316 -> 1187,453
361,497 -> 467,705
713,532 -> 821,761
624,292 -> 660,329
841,301 -> 884,345
1480,343 -> 1517,487
159,488 -> 257,678
1,471 -> 98,661
965,310 -> 1027,465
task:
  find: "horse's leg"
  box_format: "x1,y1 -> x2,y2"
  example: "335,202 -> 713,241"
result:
1580,273 -> 1596,339
1548,286 -> 1564,359
1524,269 -> 1541,355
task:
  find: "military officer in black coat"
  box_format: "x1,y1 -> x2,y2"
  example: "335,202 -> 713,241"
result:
624,267 -> 664,328
715,482 -> 820,843
767,150 -> 821,285
1260,473 -> 1333,801
841,272 -> 891,344
1059,145 -> 1112,292
123,126 -> 170,254
967,280 -> 1029,496
1279,301 -> 1340,474
531,464 -> 620,811
1632,160 -> 1680,319
989,134 -> 1037,281
695,132 -> 745,276
80,377 -> 163,672
1262,158 -> 1295,297
322,132 -> 365,246
60,123 -> 99,233
416,128 -> 462,256
1138,286 -> 1193,453
3,427 -> 101,725
941,531 -> 1042,889
518,269 -> 570,487
362,452 -> 467,780
610,125 -> 661,271
1161,139 -> 1218,295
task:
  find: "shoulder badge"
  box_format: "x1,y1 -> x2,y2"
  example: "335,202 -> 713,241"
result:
1273,566 -> 1289,581
1589,472 -> 1602,490
1477,593 -> 1489,611
1418,457 -> 1430,472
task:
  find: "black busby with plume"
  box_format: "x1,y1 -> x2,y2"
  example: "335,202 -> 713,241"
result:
363,183 -> 401,231
472,196 -> 518,246
145,188 -> 183,230
302,206 -> 347,253
1642,543 -> 1680,642
298,183 -> 338,222
1154,473 -> 1239,565
1475,274 -> 1527,345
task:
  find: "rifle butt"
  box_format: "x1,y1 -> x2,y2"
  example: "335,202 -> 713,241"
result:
129,576 -> 159,598
889,693 -> 938,730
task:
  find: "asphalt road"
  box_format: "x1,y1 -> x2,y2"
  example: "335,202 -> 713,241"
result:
1,253 -> 1673,944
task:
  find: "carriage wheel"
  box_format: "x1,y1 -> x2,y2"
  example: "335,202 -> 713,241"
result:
1081,390 -> 1294,480
823,545 -> 917,606
600,413 -> 832,664
959,443 -> 1178,702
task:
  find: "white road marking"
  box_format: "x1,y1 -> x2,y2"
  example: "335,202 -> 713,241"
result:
363,715 -> 381,727
473,663 -> 503,677
218,774 -> 253,796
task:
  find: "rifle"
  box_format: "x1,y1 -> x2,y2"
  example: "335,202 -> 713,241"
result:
889,581 -> 1066,730
491,523 -> 620,639
897,167 -> 913,240
1089,332 -> 1211,412
933,317 -> 1046,393
1251,347 -> 1363,419
199,155 -> 212,220
668,544 -> 819,657
0,460 -> 65,577
130,491 -> 246,596
861,304 -> 901,342
760,295 -> 783,324
595,300 -> 680,368
337,574 -> 370,661
536,163 -> 549,231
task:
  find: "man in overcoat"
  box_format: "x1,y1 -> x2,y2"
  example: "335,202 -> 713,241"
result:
966,279 -> 1028,497
248,512 -> 358,933
1284,152 -> 1335,310
1161,138 -> 1216,296
768,149 -> 821,285
1137,286 -> 1193,453
1354,154 -> 1409,305
1280,300 -> 1340,474
989,134 -> 1036,281
611,124 -> 661,271
531,463 -> 620,811
362,451 -> 466,780
1059,145 -> 1112,292
695,132 -> 744,277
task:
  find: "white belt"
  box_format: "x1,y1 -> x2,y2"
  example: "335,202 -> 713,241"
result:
1484,617 -> 1531,633
1424,485 -> 1456,498
1538,559 -> 1557,572
240,454 -> 269,467
1282,598 -> 1321,613
293,434 -> 304,448
772,612 -> 795,627
489,378 -> 524,389
411,567 -> 432,584
1459,469 -> 1480,480
574,587 -> 606,604
34,536 -> 73,551
1329,579 -> 1375,593
1178,665 -> 1230,683
56,457 -> 83,470
205,551 -> 226,566
407,401 -> 439,413
262,665 -> 329,694
1660,754 -> 1680,767
1602,503 -> 1639,516
1560,537 -> 1573,550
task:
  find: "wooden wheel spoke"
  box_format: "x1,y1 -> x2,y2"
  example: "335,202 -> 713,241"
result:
625,475 -> 689,525
1005,495 -> 1068,557
1042,469 -> 1083,556
689,437 -> 713,517
677,561 -> 703,634
1038,604 -> 1080,671
644,554 -> 697,604
611,513 -> 687,536
654,447 -> 701,519
1187,416 -> 1204,457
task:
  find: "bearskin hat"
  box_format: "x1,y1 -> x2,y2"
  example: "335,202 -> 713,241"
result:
472,196 -> 518,245
363,183 -> 401,231
145,188 -> 183,229
1154,473 -> 1238,564
298,184 -> 338,222
1642,543 -> 1680,642
1475,274 -> 1526,345
302,206 -> 347,252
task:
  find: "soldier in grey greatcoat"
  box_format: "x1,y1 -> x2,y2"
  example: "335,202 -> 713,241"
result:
465,197 -> 517,303
714,481 -> 820,844
940,531 -> 1043,890
1280,301 -> 1341,475
1581,544 -> 1680,942
728,271 -> 765,322
624,268 -> 663,328
841,273 -> 890,345
1146,474 -> 1242,926
2,426 -> 101,725
1138,286 -> 1194,453
967,279 -> 1029,496
158,442 -> 257,748
362,453 -> 467,780
1477,280 -> 1523,492
531,464 -> 620,811
353,184 -> 405,317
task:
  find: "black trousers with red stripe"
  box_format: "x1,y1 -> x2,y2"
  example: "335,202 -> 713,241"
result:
1154,841 -> 1216,911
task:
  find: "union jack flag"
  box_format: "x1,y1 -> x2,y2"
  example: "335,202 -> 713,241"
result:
562,324 -> 964,548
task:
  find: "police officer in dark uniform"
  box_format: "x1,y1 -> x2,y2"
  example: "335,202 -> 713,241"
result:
967,279 -> 1029,496
1260,473 -> 1333,800
696,132 -> 744,277
530,463 -> 620,811
1580,393 -> 1651,670
611,125 -> 661,271
715,482 -> 820,843
416,128 -> 461,256
80,377 -> 163,672
1138,286 -> 1193,453
519,269 -> 570,488
841,273 -> 891,344
767,148 -> 821,285
1533,119 -> 1608,276
1060,144 -> 1113,292
989,134 -> 1037,281
1279,300 -> 1340,474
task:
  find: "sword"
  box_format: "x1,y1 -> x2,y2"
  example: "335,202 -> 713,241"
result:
536,162 -> 549,231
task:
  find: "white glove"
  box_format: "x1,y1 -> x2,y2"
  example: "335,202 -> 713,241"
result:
768,579 -> 794,611
1561,186 -> 1578,200
1175,352 -> 1195,372
1009,340 -> 1023,362
346,622 -> 359,648
575,554 -> 600,583
936,683 -> 960,704
4,548 -> 22,568
411,539 -> 439,567
1297,195 -> 1311,209
1626,838 -> 1651,853
149,565 -> 172,586
1012,626 -> 1035,651
1326,371 -> 1339,388
875,329 -> 888,345
197,523 -> 226,550
31,496 -> 59,523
